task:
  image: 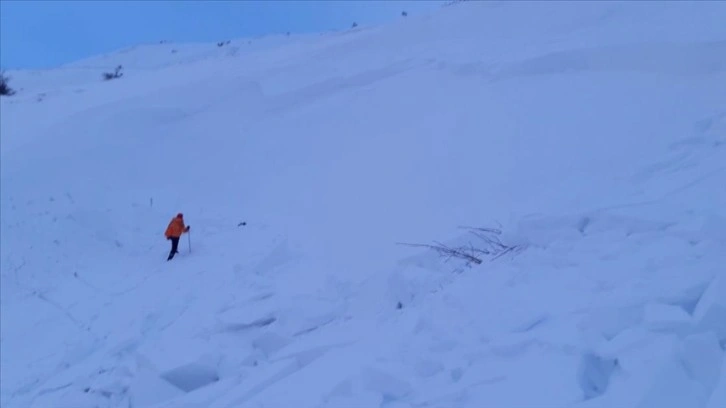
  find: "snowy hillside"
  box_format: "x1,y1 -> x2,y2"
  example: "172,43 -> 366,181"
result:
2,1 -> 726,407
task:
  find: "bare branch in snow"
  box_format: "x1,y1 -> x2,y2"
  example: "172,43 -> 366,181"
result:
397,241 -> 483,266
102,65 -> 124,81
398,225 -> 524,267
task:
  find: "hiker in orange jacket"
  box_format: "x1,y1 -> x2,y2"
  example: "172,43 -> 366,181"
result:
165,213 -> 190,260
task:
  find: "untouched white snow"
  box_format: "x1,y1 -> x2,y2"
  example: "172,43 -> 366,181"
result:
2,1 -> 726,407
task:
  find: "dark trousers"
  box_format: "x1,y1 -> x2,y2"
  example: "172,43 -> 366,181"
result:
167,237 -> 180,260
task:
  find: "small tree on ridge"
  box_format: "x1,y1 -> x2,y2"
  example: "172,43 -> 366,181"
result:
0,71 -> 16,96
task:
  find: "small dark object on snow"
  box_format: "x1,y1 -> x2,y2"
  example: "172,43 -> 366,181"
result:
397,302 -> 403,310
0,71 -> 16,96
102,65 -> 123,81
238,221 -> 247,227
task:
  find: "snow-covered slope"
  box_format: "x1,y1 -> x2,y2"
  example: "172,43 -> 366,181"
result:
2,2 -> 726,407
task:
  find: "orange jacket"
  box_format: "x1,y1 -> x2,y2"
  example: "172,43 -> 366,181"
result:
165,216 -> 188,238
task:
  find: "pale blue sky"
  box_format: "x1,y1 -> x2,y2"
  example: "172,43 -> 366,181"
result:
0,0 -> 446,70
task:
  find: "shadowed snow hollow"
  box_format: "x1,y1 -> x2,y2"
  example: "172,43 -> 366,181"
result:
2,2 -> 726,407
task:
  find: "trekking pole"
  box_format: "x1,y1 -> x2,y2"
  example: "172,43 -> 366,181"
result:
188,231 -> 192,253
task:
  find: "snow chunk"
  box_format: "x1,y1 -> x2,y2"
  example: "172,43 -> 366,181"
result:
597,326 -> 655,357
706,357 -> 726,408
693,273 -> 726,343
252,332 -> 293,357
414,359 -> 445,378
581,305 -> 644,341
634,357 -> 709,408
508,214 -> 584,248
643,302 -> 693,334
577,352 -> 619,400
129,356 -> 185,407
159,361 -> 220,393
596,329 -> 723,408
361,366 -> 413,401
701,214 -> 726,245
656,282 -> 711,315
323,390 -> 383,408
681,332 -> 724,392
